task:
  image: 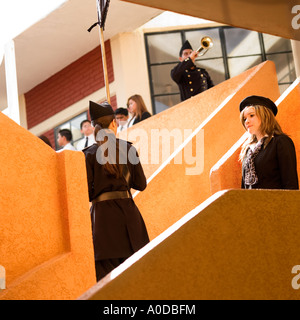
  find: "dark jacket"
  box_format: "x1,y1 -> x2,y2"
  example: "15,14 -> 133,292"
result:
242,134 -> 299,190
83,140 -> 149,260
133,111 -> 151,125
171,57 -> 214,101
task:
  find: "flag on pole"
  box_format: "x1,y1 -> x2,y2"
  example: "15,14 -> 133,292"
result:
97,0 -> 110,30
88,0 -> 110,32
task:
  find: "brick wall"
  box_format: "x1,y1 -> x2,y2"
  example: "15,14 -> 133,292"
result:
25,40 -> 114,129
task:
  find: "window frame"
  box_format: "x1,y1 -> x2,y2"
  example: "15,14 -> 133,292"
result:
144,26 -> 295,114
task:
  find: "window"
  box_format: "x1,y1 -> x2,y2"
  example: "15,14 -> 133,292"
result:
144,26 -> 295,114
263,33 -> 296,93
54,112 -> 88,151
223,28 -> 263,78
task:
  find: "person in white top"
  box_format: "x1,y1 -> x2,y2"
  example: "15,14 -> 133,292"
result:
76,120 -> 95,151
56,128 -> 76,152
115,107 -> 129,133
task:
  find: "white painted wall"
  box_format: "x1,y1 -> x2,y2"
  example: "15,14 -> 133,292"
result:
111,31 -> 152,113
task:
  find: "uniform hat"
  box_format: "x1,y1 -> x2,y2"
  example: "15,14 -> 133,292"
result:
239,95 -> 278,116
89,101 -> 114,120
115,107 -> 128,116
179,40 -> 193,57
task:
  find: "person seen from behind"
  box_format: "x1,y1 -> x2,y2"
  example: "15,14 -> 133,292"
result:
82,101 -> 150,281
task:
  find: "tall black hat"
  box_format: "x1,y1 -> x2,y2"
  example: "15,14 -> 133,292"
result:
239,95 -> 278,116
89,101 -> 114,121
179,40 -> 193,57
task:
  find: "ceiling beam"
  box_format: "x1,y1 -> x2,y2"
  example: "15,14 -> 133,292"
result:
122,0 -> 300,41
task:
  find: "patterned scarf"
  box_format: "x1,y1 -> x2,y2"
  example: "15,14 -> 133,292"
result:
244,137 -> 266,187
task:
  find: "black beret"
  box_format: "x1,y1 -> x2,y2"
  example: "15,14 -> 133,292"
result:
115,107 -> 128,116
179,40 -> 193,57
89,101 -> 114,121
239,95 -> 278,116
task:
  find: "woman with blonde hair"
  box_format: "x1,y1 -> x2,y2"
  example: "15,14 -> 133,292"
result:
239,95 -> 298,190
127,94 -> 151,127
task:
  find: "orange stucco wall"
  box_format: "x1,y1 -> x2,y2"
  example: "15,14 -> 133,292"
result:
0,113 -> 95,300
79,78 -> 300,299
132,61 -> 280,241
0,60 -> 294,300
79,189 -> 300,300
119,61 -> 279,180
210,79 -> 300,194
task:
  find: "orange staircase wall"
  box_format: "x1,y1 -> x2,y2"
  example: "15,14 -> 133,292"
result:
79,189 -> 300,300
132,61 -> 280,241
0,113 -> 96,300
79,80 -> 300,299
119,61 -> 279,180
0,61 -> 286,300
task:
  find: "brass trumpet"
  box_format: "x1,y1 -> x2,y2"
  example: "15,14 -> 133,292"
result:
196,36 -> 213,57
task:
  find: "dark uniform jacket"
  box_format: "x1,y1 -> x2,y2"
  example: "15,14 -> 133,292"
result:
242,134 -> 299,190
171,57 -> 214,101
83,140 -> 149,261
133,111 -> 151,125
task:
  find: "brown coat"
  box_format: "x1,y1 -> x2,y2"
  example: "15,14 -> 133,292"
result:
83,140 -> 149,260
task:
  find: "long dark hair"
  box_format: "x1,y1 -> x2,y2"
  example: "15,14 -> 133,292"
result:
92,115 -> 123,179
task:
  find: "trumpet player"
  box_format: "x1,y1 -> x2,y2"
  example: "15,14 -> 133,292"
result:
171,40 -> 214,102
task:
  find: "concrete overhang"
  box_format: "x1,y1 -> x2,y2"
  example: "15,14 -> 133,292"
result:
121,0 -> 300,41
